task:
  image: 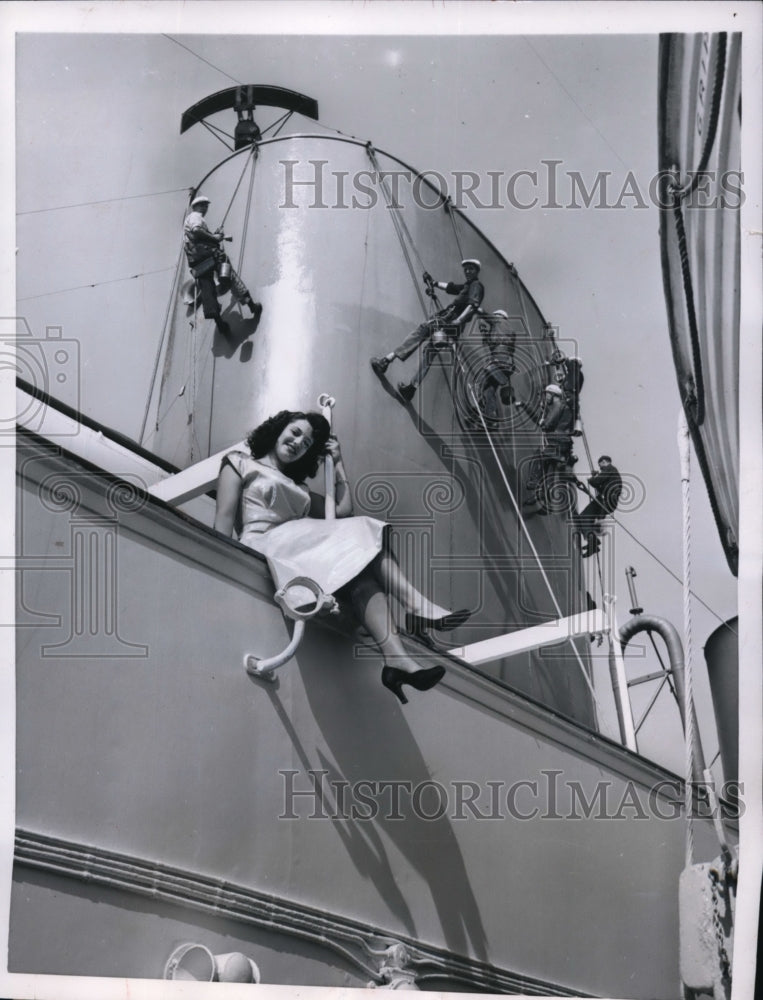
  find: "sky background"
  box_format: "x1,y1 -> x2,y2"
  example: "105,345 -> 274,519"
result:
8,6 -> 749,776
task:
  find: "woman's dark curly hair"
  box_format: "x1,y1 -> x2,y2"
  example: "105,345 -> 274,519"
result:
246,410 -> 331,483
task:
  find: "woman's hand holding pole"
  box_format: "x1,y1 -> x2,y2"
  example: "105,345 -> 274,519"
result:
318,394 -> 336,520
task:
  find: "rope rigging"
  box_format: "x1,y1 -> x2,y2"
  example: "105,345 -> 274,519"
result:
366,144 -> 475,324
146,143 -> 259,451
236,147 -> 258,266
444,197 -> 465,261
162,34 -> 241,85
139,236 -> 186,445
201,119 -> 235,153
461,376 -> 616,738
266,111 -> 294,139
219,145 -> 257,227
447,354 -> 730,761
207,147 -> 259,458
366,144 -> 428,316
679,410 -> 697,866
17,266 -> 177,303
16,187 -> 189,217
576,404 -> 733,632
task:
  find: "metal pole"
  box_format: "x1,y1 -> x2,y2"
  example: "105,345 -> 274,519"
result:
625,566 -> 643,615
318,393 -> 336,520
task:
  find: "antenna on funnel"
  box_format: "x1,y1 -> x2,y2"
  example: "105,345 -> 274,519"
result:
181,85 -> 320,149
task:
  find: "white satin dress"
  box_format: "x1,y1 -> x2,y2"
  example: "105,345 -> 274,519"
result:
222,451 -> 387,594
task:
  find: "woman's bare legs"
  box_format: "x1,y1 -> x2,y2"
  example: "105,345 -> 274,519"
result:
370,547 -> 451,620
342,568 -> 426,675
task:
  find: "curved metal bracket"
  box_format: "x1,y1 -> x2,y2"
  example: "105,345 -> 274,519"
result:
245,619 -> 306,682
244,576 -> 338,681
181,85 -> 319,134
274,576 -> 338,621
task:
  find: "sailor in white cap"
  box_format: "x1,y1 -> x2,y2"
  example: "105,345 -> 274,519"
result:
371,258 -> 484,402
515,381 -> 576,505
183,194 -> 261,337
476,308 -> 518,420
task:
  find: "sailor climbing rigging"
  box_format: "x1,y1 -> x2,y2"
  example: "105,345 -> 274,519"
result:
516,383 -> 577,511
575,455 -> 623,557
519,383 -> 575,457
562,355 -> 585,436
183,194 -> 261,337
476,309 -> 517,422
370,258 -> 485,402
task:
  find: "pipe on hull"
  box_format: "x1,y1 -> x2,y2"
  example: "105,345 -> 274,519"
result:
619,614 -> 707,782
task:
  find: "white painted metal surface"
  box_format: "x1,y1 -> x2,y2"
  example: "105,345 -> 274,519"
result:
451,609 -> 607,665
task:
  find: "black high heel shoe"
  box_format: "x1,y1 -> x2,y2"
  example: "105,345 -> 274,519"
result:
404,608 -> 472,634
381,665 -> 446,705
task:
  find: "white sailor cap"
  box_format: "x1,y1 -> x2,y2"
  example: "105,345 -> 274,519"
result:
461,258 -> 481,269
191,195 -> 211,207
544,384 -> 563,397
492,309 -> 509,318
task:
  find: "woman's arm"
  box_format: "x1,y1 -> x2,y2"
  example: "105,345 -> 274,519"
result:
308,437 -> 353,519
214,461 -> 242,536
328,437 -> 353,518
333,458 -> 353,517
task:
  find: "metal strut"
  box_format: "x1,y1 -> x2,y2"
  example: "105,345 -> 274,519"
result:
244,394 -> 339,682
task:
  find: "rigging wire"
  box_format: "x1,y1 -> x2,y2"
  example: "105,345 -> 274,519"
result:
634,672 -> 670,736
162,35 -> 242,85
366,145 -> 429,273
207,147 -> 258,458
221,145 -> 256,227
202,119 -> 234,153
236,148 -> 258,269
16,188 -> 189,217
444,197 -> 465,260
139,238 -> 186,445
608,512 -> 735,634
265,111 -> 293,139
645,629 -> 680,704
17,266 -> 176,302
576,427 -> 734,635
462,376 -> 615,737
520,36 -> 629,170
367,145 -> 428,316
578,416 -> 595,472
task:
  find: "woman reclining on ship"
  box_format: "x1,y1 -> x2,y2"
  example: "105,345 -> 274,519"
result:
213,410 -> 470,703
